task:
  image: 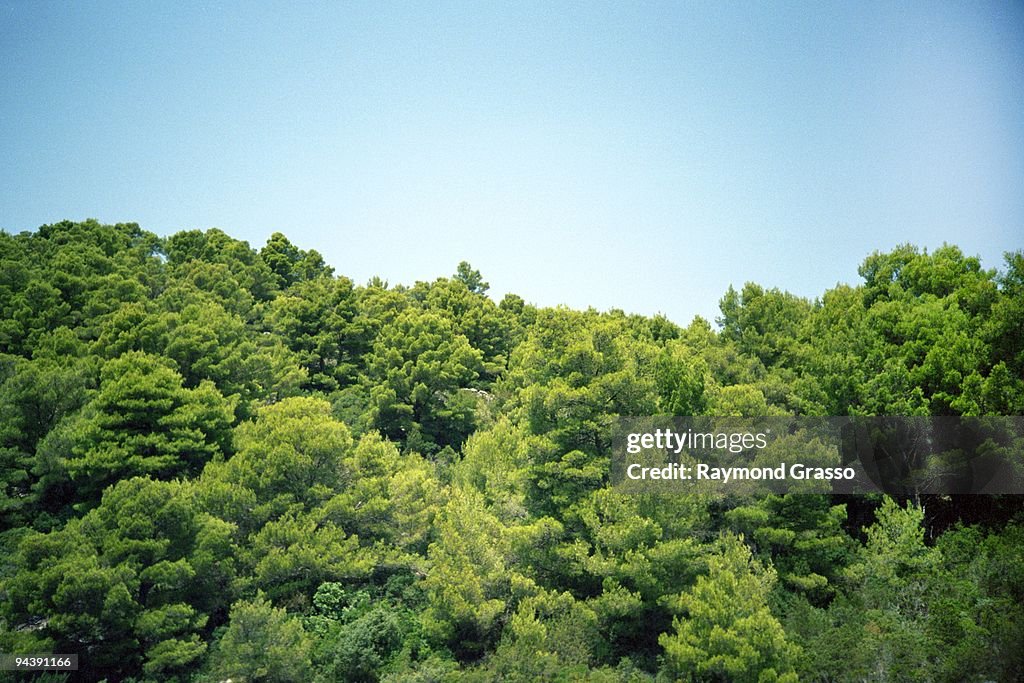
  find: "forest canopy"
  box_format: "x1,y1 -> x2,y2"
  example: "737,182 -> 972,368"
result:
1,220 -> 1022,682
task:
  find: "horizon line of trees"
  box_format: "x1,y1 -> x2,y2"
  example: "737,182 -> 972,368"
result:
0,219 -> 1021,682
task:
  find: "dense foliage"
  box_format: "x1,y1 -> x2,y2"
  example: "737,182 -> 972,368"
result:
1,220 -> 1021,682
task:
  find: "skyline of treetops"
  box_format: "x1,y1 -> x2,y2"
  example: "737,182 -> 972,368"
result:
0,219 -> 1021,682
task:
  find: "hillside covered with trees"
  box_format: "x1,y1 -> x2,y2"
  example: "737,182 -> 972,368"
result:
1,220 -> 1022,682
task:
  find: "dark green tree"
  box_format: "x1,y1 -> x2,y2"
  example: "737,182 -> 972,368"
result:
64,352 -> 235,504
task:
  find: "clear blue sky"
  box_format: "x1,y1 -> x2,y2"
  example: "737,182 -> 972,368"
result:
2,1 -> 1022,325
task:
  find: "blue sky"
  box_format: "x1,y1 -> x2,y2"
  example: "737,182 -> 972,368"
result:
2,1 -> 1022,324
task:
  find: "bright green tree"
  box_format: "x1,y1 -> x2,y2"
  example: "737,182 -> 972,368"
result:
210,594 -> 315,683
659,534 -> 800,683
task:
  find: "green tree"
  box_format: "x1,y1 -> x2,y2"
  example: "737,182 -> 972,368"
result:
422,489 -> 534,660
165,228 -> 278,302
654,340 -> 708,416
725,494 -> 854,604
318,431 -> 443,554
198,397 -> 354,533
838,498 -> 939,681
454,417 -> 532,523
659,534 -> 800,683
322,605 -> 404,683
0,357 -> 91,529
260,231 -> 333,289
364,308 -> 484,452
464,589 -> 602,681
417,276 -> 517,377
210,595 -> 314,683
4,478 -> 215,682
162,299 -> 307,410
241,510 -> 369,605
717,283 -> 810,369
265,275 -> 365,391
64,352 -> 235,504
454,261 -> 489,294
